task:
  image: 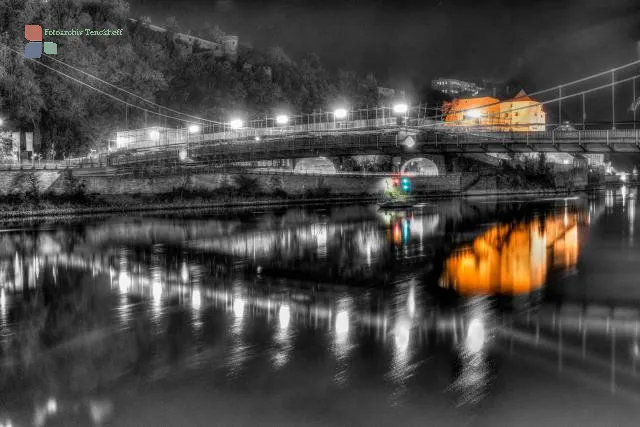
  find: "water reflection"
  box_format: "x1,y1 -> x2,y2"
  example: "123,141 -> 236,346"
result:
273,303 -> 293,369
5,196 -> 640,425
440,212 -> 584,296
449,297 -> 496,407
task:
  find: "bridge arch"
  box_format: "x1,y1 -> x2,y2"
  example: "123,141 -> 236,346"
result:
294,157 -> 337,174
400,157 -> 440,176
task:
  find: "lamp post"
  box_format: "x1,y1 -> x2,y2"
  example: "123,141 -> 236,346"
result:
393,103 -> 409,126
334,108 -> 347,130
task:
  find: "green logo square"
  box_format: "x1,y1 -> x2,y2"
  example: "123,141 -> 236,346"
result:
43,42 -> 57,54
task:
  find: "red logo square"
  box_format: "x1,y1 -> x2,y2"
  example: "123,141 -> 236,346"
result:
25,24 -> 42,41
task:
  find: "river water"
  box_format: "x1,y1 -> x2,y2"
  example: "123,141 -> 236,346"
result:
1,189 -> 640,426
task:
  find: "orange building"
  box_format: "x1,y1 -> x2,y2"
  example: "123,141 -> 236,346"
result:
442,90 -> 546,132
442,96 -> 502,129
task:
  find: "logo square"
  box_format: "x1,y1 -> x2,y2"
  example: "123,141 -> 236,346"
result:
24,42 -> 42,59
43,42 -> 57,54
25,24 -> 42,41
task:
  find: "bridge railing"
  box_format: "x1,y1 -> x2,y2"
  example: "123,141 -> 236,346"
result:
113,117 -> 434,152
432,128 -> 640,144
0,160 -> 83,170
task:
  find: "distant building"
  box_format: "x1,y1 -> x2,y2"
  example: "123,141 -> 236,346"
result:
498,90 -> 546,132
432,78 -> 517,99
431,78 -> 482,97
128,18 -> 238,60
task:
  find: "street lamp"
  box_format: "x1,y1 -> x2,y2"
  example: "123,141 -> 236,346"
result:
230,119 -> 243,129
276,114 -> 289,125
334,108 -> 347,120
188,124 -> 200,133
393,103 -> 408,115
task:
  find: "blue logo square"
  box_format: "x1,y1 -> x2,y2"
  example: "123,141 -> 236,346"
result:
24,42 -> 42,59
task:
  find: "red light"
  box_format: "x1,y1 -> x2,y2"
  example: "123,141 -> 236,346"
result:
393,223 -> 402,244
393,178 -> 400,186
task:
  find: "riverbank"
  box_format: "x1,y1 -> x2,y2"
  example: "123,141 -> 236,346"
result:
0,186 -> 605,222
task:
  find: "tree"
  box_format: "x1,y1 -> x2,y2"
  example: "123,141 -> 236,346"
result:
536,152 -> 549,174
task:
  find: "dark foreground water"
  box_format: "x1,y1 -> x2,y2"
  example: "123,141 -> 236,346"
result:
1,189 -> 640,426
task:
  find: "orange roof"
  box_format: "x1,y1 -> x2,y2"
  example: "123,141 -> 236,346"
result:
508,89 -> 537,103
451,96 -> 499,105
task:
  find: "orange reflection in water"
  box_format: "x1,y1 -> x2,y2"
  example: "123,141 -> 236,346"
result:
441,214 -> 580,296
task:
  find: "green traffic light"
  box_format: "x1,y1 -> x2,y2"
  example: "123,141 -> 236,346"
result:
400,177 -> 411,192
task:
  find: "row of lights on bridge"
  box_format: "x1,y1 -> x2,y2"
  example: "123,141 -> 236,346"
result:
180,103 -> 410,134
143,103 -> 409,141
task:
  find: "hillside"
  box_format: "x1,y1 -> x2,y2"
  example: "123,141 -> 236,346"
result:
0,0 -> 382,157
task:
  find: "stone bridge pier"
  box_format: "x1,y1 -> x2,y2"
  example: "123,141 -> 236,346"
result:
392,154 -> 446,175
288,154 -> 448,175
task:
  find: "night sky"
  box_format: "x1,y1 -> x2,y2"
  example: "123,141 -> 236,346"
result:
131,0 -> 640,91
130,0 -> 640,166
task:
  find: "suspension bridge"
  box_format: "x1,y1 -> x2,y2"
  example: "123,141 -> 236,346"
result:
97,57 -> 640,169
8,52 -> 640,171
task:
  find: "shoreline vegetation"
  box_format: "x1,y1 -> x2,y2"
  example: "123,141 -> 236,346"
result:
0,186 -> 605,222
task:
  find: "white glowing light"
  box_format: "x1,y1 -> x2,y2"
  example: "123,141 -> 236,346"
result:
178,149 -> 188,161
394,318 -> 411,352
230,119 -> 243,129
408,286 -> 416,318
148,130 -> 160,140
621,174 -> 628,182
46,398 -> 58,414
192,290 -> 202,310
255,136 -> 261,141
465,109 -> 482,119
404,136 -> 415,148
276,115 -> 289,125
152,280 -> 162,300
118,271 -> 131,292
279,304 -> 291,329
393,103 -> 408,114
116,136 -> 128,147
334,108 -> 347,119
181,263 -> 189,283
466,318 -> 485,353
336,310 -> 349,336
233,298 -> 245,317
188,124 -> 201,133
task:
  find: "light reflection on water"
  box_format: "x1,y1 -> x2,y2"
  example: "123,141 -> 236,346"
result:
3,196 -> 640,425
